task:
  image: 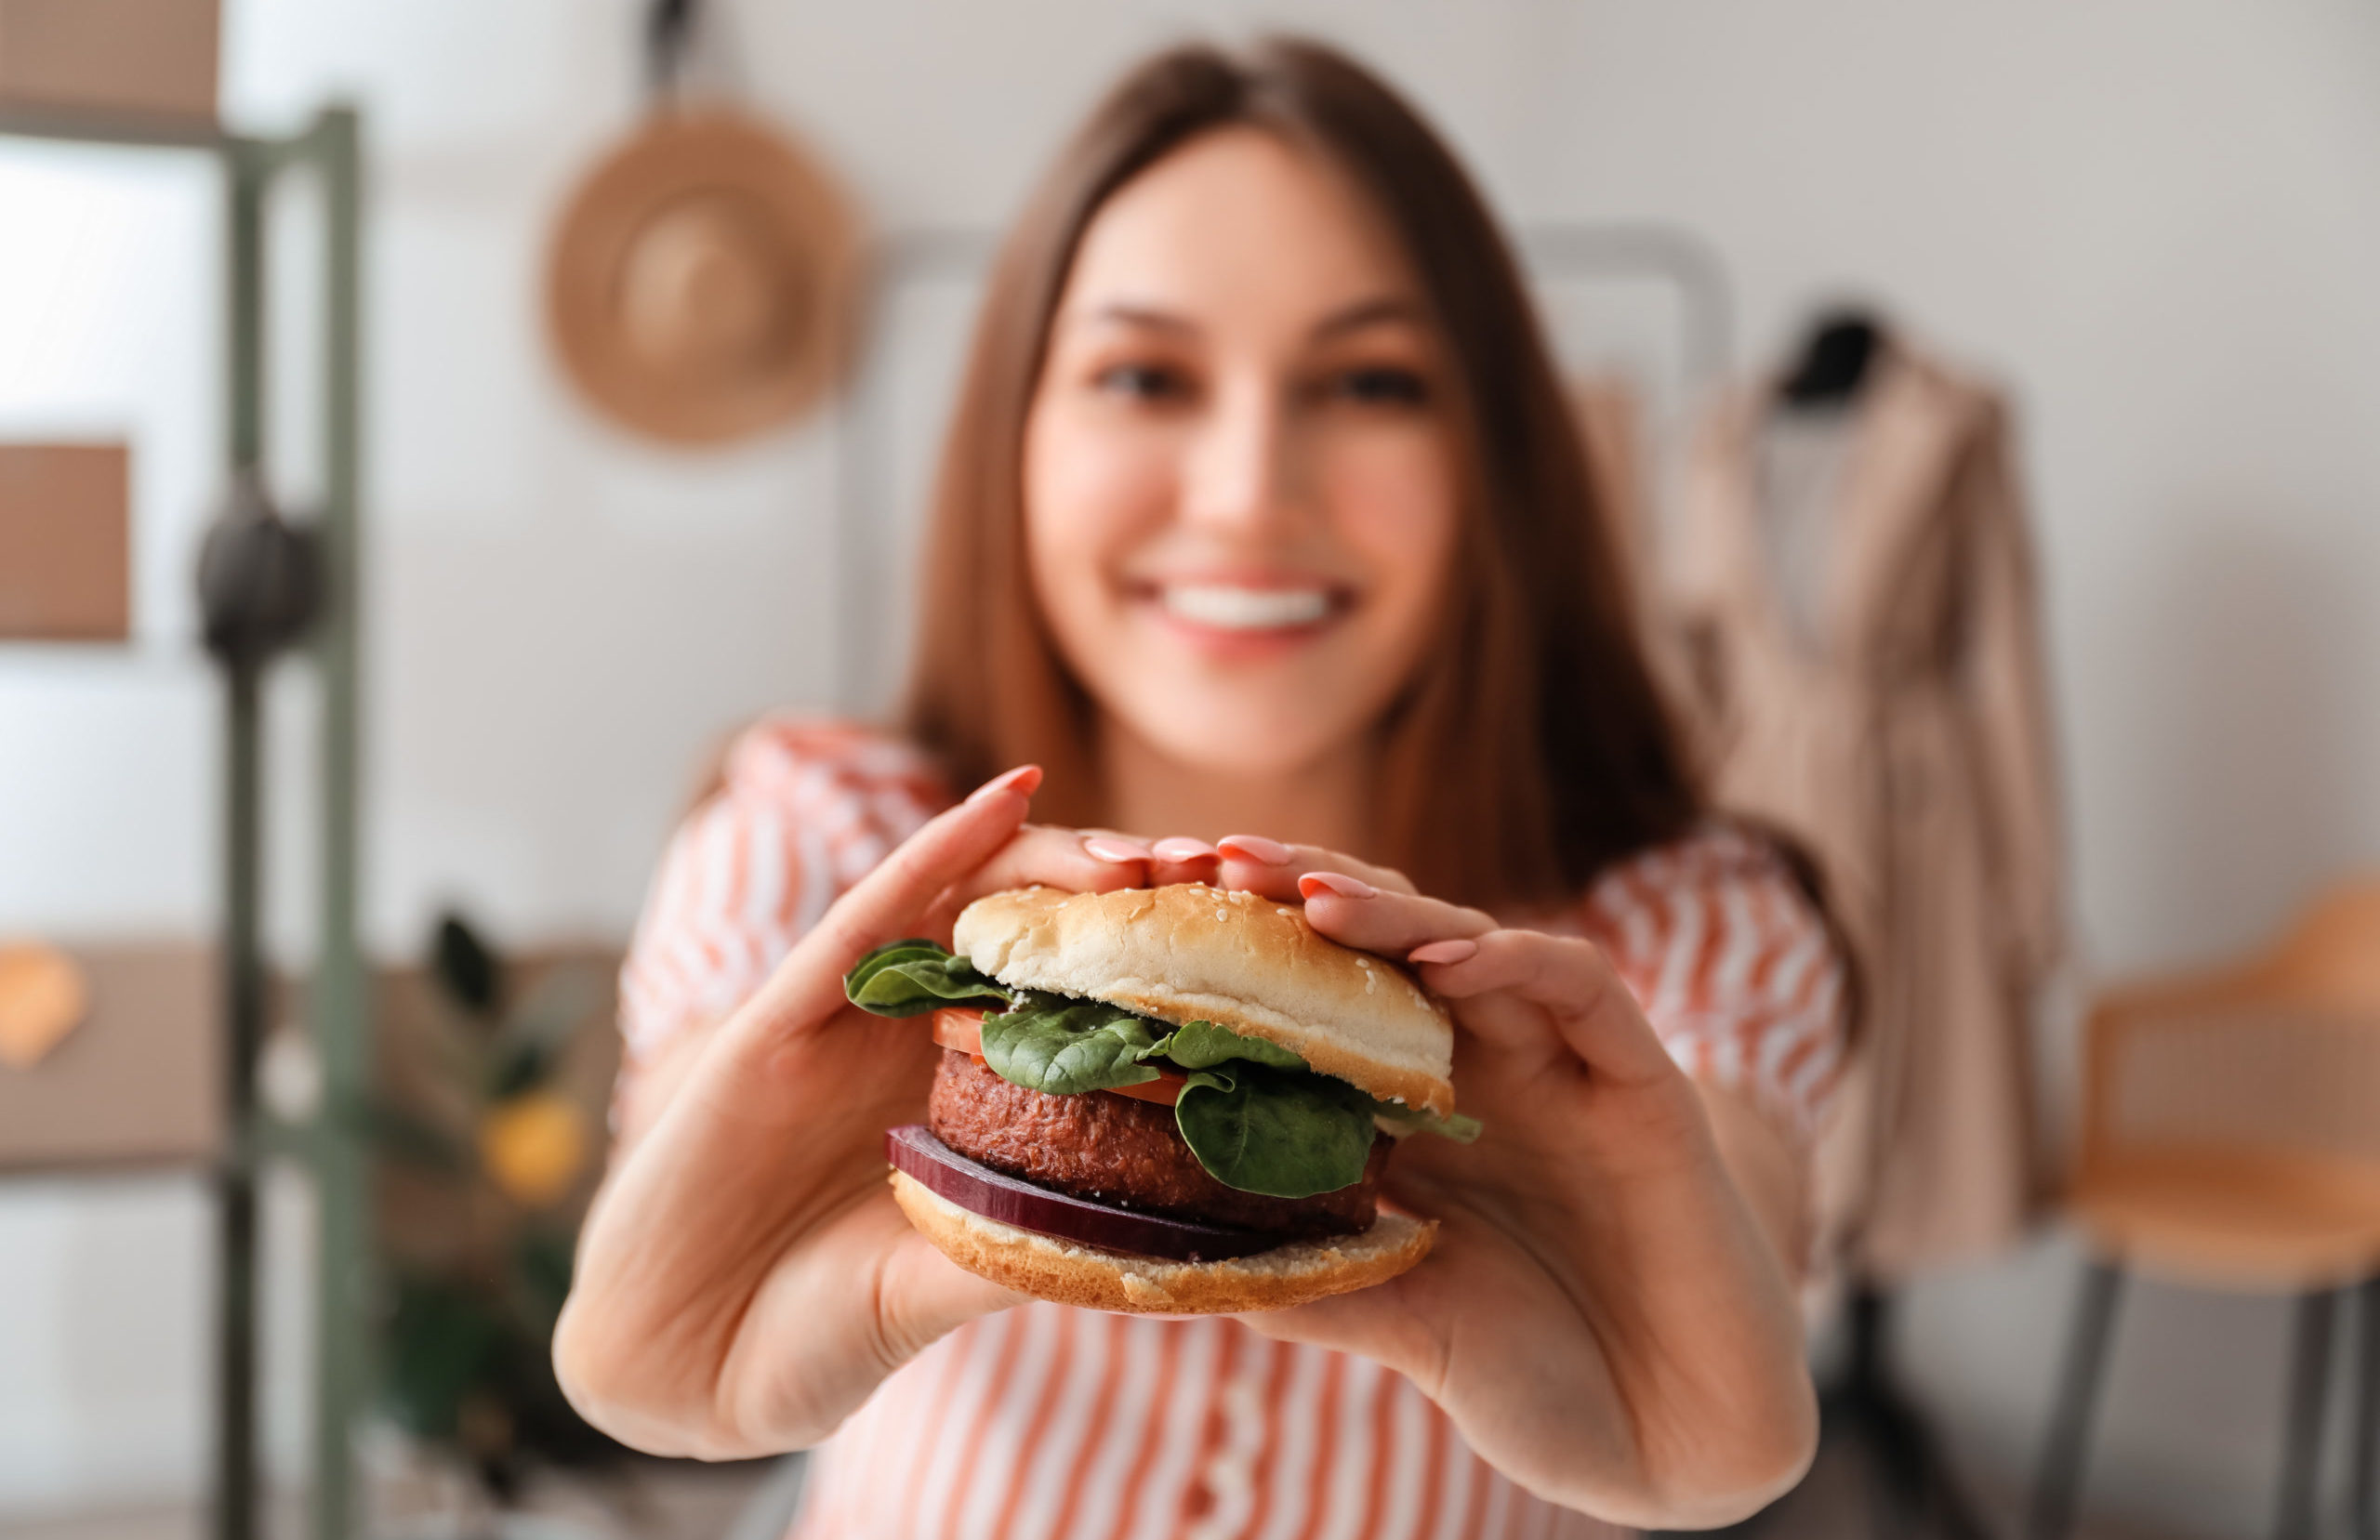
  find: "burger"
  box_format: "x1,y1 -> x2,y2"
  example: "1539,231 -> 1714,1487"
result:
843,883 -> 1477,1314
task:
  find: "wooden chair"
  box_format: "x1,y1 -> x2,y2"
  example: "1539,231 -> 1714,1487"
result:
2029,881 -> 2380,1540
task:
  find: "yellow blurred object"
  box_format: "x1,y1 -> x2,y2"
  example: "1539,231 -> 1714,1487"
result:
0,941 -> 89,1070
478,1091 -> 589,1207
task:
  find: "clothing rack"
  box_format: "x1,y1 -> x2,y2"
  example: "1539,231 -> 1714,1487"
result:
0,101 -> 371,1540
829,219 -> 1736,714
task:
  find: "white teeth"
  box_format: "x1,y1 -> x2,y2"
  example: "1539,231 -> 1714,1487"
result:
1158,584 -> 1332,630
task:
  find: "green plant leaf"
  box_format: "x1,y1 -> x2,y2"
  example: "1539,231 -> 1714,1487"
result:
1172,1063 -> 1377,1198
512,1229 -> 576,1333
1145,1019 -> 1305,1071
432,912 -> 504,1019
978,994 -> 1167,1094
382,1277 -> 505,1439
486,1039 -> 550,1101
843,939 -> 1013,1017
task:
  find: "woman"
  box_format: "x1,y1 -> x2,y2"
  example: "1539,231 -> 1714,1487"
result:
557,38 -> 1844,1539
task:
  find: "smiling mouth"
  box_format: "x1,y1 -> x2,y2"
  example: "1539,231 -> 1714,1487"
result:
1154,583 -> 1338,632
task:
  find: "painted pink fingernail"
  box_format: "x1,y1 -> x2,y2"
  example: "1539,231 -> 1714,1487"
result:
1151,836 -> 1218,862
1218,834 -> 1293,864
1408,939 -> 1478,966
1299,871 -> 1378,900
1083,836 -> 1152,863
965,764 -> 1043,806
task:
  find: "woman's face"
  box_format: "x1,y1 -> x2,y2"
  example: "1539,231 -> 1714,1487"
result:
1023,126 -> 1461,780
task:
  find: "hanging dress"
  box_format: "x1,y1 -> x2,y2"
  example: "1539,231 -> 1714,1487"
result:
1668,341 -> 2064,1281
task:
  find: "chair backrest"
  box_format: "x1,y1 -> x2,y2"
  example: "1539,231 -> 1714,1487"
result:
2261,880 -> 2380,1013
2078,880 -> 2380,1186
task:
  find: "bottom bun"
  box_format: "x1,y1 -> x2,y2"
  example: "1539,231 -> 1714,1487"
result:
890,1168 -> 1435,1315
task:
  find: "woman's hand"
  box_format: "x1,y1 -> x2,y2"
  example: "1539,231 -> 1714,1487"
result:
1206,838 -> 1818,1531
556,770 -> 1179,1458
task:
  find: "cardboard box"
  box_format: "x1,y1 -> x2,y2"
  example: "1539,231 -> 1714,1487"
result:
0,0 -> 218,124
0,442 -> 131,641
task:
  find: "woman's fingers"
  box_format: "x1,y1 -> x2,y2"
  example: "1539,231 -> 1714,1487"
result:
1213,836 -> 1416,902
734,768 -> 1042,1035
1295,884 -> 1496,957
1303,886 -> 1676,1083
926,825 -> 1223,934
1145,836 -> 1221,888
932,824 -> 1153,918
1418,928 -> 1678,1084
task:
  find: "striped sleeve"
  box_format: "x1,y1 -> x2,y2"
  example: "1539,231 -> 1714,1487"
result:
1581,825 -> 1847,1139
616,720 -> 947,1070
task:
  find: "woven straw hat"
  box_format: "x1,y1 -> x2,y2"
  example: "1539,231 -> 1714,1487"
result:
546,108 -> 862,445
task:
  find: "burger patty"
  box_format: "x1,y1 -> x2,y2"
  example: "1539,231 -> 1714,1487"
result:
926,1049 -> 1387,1239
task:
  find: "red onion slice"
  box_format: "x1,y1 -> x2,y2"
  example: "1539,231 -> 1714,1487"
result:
886,1125 -> 1279,1262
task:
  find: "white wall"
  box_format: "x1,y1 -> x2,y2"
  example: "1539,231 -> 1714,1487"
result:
3,1 -> 2376,1531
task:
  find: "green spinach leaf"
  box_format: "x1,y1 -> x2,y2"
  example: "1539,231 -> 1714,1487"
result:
1146,1020 -> 1306,1072
1172,1063 -> 1378,1198
843,939 -> 1012,1018
1368,1099 -> 1485,1144
979,994 -> 1168,1095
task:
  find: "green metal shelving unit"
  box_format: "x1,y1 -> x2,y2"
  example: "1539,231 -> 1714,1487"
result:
0,101 -> 371,1540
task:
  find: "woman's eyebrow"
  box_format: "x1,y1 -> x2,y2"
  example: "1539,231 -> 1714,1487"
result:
1069,296 -> 1421,338
1077,302 -> 1199,334
1311,296 -> 1422,339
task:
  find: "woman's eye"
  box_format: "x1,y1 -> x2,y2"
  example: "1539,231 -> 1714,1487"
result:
1329,365 -> 1430,406
1094,362 -> 1190,401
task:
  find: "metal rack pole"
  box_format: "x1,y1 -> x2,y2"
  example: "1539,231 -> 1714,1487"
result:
211,108 -> 373,1540
308,104 -> 370,1540
213,134 -> 270,1540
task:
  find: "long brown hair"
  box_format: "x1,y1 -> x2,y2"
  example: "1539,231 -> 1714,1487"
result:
905,37 -> 1699,911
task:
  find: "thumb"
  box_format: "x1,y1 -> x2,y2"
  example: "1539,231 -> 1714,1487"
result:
873,1222 -> 1025,1365
733,767 -> 1042,1043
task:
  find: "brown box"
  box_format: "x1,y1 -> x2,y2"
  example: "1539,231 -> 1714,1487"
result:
0,442 -> 131,640
0,0 -> 217,123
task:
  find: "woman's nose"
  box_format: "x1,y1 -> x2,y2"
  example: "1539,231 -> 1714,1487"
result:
1180,379 -> 1302,536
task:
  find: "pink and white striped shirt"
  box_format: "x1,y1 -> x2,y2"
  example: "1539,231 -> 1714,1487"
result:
619,720 -> 1844,1540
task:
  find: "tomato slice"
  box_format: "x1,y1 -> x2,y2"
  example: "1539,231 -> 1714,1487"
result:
1106,1073 -> 1184,1108
931,1007 -> 1184,1106
932,1007 -> 985,1057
